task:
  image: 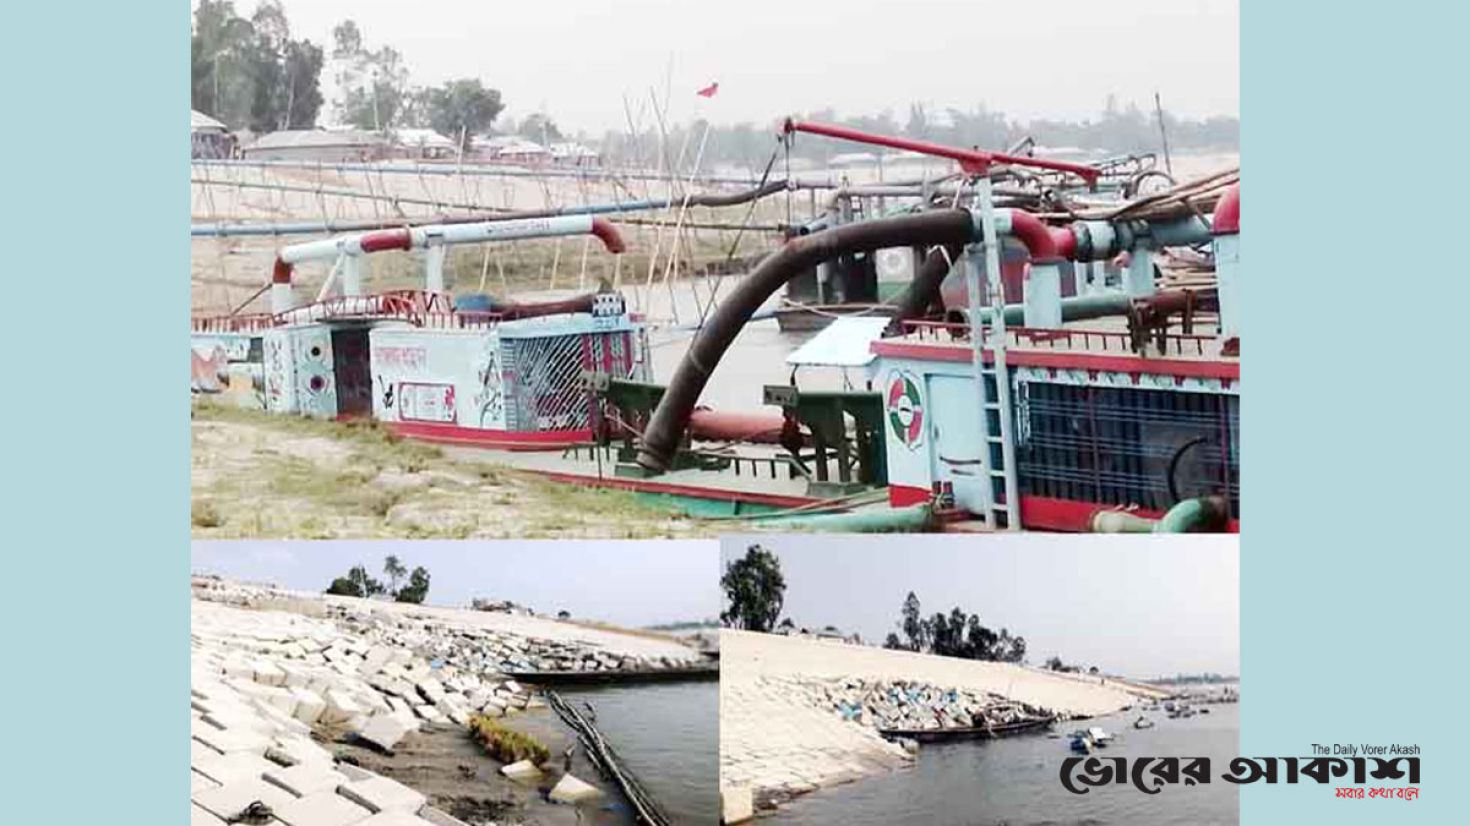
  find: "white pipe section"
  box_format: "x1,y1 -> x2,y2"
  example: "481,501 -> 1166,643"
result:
406,215 -> 598,248
279,215 -> 602,264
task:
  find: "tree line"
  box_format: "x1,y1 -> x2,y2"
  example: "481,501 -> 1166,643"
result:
325,554 -> 430,604
719,545 -> 1024,664
597,97 -> 1237,175
193,3 -> 1237,162
191,2 -> 512,140
881,591 -> 1027,664
191,0 -> 323,133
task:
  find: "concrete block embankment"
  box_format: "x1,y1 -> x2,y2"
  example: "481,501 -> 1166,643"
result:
720,630 -> 1161,815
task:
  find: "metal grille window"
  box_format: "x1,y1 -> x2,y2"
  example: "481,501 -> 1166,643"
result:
502,331 -> 637,432
1014,381 -> 1239,515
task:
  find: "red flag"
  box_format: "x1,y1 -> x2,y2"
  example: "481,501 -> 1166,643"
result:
696,81 -> 719,98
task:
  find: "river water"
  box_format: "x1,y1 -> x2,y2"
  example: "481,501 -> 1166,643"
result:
557,681 -> 721,825
774,703 -> 1240,826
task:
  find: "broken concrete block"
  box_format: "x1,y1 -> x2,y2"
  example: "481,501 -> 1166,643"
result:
413,678 -> 446,705
291,688 -> 327,724
499,760 -> 541,781
416,806 -> 470,826
272,790 -> 373,826
335,763 -> 376,783
339,775 -> 428,814
413,704 -> 446,724
192,750 -> 278,786
192,770 -> 220,795
362,646 -> 392,672
252,660 -> 287,687
358,713 -> 416,753
356,813 -> 436,826
192,776 -> 296,822
721,785 -> 754,824
192,726 -> 270,755
321,690 -> 362,724
267,735 -> 336,768
264,762 -> 350,797
549,773 -> 603,804
434,696 -> 469,727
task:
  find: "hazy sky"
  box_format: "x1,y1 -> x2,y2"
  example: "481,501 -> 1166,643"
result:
192,540 -> 719,627
721,534 -> 1238,678
251,0 -> 1238,130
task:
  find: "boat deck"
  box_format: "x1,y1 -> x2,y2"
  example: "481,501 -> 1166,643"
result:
442,441 -> 830,513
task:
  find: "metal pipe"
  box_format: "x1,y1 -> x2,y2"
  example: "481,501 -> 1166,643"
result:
758,503 -> 933,533
474,292 -> 600,320
191,180 -> 790,239
687,408 -> 790,444
783,119 -> 1100,183
636,209 -> 980,472
194,158 -> 972,190
270,216 -> 626,313
1212,184 -> 1240,234
278,215 -> 624,263
1087,495 -> 1231,533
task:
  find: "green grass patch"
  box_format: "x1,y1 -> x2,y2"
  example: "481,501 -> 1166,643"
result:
468,715 -> 550,766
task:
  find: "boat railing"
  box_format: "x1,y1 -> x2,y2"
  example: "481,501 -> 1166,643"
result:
191,313 -> 277,333
190,289 -> 514,332
897,320 -> 1221,358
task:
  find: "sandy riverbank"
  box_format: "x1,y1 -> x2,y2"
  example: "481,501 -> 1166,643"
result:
718,630 -> 1167,820
191,404 -> 703,540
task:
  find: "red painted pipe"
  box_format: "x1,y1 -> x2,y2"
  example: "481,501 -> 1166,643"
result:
1212,184 -> 1240,235
491,293 -> 599,320
590,217 -> 628,253
783,119 -> 1100,183
359,227 -> 413,253
1005,209 -> 1073,263
688,408 -> 789,444
271,257 -> 293,284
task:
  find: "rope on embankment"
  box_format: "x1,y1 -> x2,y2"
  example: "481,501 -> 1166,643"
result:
546,691 -> 672,826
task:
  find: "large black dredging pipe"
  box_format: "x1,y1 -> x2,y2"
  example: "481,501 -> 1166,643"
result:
637,210 -> 979,473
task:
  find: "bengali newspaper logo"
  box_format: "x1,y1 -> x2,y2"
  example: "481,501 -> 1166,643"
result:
1058,754 -> 1421,800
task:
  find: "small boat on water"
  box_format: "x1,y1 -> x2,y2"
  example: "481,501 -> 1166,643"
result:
880,714 -> 1055,743
1134,715 -> 1155,730
1087,726 -> 1114,746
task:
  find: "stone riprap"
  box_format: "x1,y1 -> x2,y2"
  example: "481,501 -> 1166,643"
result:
191,601 -> 471,825
784,676 -> 1054,733
719,630 -> 1169,820
194,577 -> 706,673
192,578 -> 705,825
